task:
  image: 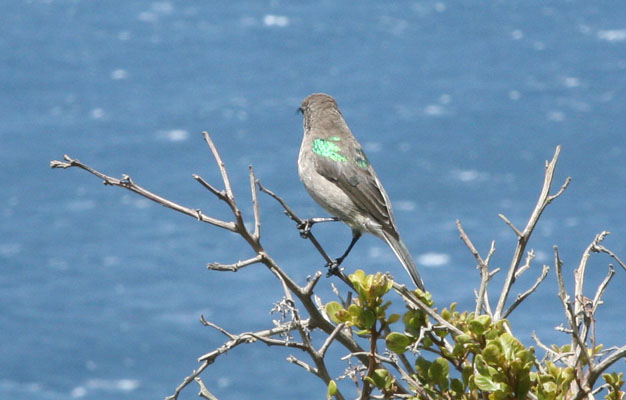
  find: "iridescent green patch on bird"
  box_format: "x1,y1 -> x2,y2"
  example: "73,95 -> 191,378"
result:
354,148 -> 370,169
313,139 -> 348,162
328,136 -> 341,141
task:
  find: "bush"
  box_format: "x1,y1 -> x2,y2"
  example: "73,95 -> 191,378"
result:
52,134 -> 625,400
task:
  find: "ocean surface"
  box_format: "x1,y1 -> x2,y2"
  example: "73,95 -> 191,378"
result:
1,1 -> 625,399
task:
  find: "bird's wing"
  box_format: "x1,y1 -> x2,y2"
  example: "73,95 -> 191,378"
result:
312,132 -> 398,235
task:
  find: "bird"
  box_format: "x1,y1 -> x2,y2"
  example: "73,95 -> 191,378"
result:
297,93 -> 425,290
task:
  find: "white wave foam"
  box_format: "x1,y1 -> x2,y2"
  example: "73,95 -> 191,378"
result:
417,252 -> 450,267
597,29 -> 626,42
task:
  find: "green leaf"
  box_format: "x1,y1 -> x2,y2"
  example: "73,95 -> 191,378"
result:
455,333 -> 473,344
434,327 -> 448,338
451,378 -> 465,394
360,309 -> 376,330
603,372 -> 616,385
428,358 -> 444,382
474,354 -> 489,375
476,314 -> 492,327
327,380 -> 337,398
498,332 -> 518,361
468,315 -> 490,335
386,332 -> 411,354
347,303 -> 361,317
415,357 -> 431,381
366,369 -> 390,389
462,365 -> 473,386
430,358 -> 450,390
483,343 -> 502,365
515,373 -> 531,399
325,301 -> 344,324
387,313 -> 400,324
474,373 -> 501,392
354,329 -> 371,337
452,342 -> 467,357
350,269 -> 366,283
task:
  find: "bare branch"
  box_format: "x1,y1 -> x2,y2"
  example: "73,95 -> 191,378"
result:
165,360 -> 211,400
208,255 -> 264,271
258,181 -> 336,266
547,176 -> 572,202
200,316 -> 236,340
303,271 -> 323,296
590,266 -> 614,316
202,131 -> 235,200
193,174 -> 227,201
503,264 -> 550,319
532,331 -> 555,356
287,355 -> 317,374
494,145 -> 570,320
515,249 -> 535,279
319,323 -> 345,358
586,345 -> 626,388
249,166 -> 261,240
195,378 -> 219,400
591,232 -> 626,273
498,213 -> 522,237
456,220 -> 495,316
51,155 -> 237,231
566,301 -> 593,368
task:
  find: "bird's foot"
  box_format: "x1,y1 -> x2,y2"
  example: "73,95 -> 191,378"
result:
297,219 -> 313,238
298,217 -> 340,238
325,257 -> 345,278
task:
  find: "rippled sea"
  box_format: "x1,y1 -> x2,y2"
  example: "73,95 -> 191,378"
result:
1,1 -> 625,399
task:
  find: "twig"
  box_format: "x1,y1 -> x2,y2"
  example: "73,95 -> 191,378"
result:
498,213 -> 522,238
590,266 -> 614,317
592,234 -> 626,273
208,255 -> 264,271
585,345 -> 626,389
257,180 -> 336,266
193,174 -> 227,200
515,250 -> 535,279
319,323 -> 345,358
195,378 -> 219,400
249,166 -> 261,240
51,155 -> 237,231
393,284 -> 464,337
197,321 -> 307,363
494,146 -> 571,320
202,131 -> 234,200
503,265 -> 550,319
165,361 -> 211,400
200,316 -> 235,339
456,220 -> 496,316
303,271 -> 323,296
287,355 -> 317,373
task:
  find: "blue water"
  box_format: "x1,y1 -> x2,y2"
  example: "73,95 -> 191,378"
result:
2,1 -> 625,399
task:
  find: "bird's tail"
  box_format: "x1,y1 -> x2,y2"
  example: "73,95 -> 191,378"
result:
382,232 -> 425,290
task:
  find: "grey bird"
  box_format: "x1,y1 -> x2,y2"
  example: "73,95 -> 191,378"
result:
297,93 -> 425,290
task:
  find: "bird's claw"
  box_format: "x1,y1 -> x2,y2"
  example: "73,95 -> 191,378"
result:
297,219 -> 313,238
325,257 -> 345,277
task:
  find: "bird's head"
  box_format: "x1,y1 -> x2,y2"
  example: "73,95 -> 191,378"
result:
298,93 -> 342,131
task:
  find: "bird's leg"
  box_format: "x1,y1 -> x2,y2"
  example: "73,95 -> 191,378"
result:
326,232 -> 361,277
297,216 -> 339,238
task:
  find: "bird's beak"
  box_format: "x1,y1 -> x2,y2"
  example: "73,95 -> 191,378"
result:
296,106 -> 304,115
